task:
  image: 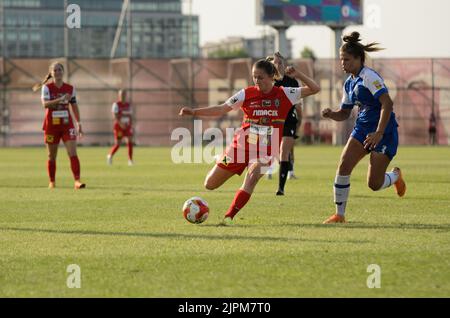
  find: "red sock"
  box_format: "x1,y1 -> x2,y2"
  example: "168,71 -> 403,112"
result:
70,156 -> 81,180
127,141 -> 133,160
225,189 -> 251,219
110,144 -> 120,156
47,160 -> 56,182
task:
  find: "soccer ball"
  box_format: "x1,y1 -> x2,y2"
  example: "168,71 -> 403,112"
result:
183,197 -> 209,224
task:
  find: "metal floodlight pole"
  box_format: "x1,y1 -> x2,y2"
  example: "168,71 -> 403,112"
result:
274,26 -> 289,56
64,0 -> 69,58
431,59 -> 435,117
330,26 -> 347,145
111,0 -> 130,59
127,0 -> 132,59
0,2 -> 8,146
184,0 -> 193,58
127,0 -> 133,137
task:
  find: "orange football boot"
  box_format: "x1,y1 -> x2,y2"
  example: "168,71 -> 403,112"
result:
392,167 -> 406,197
74,180 -> 86,190
322,214 -> 346,224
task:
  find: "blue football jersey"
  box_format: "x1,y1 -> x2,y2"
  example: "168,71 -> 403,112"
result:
341,66 -> 395,129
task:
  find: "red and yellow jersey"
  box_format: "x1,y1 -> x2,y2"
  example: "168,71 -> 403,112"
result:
225,85 -> 302,155
41,82 -> 77,131
112,101 -> 132,129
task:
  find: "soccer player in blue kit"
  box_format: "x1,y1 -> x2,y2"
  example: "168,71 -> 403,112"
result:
321,32 -> 406,224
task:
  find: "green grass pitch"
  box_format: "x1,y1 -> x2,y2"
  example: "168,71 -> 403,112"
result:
0,146 -> 449,297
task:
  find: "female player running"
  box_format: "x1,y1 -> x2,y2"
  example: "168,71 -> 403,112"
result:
269,52 -> 303,195
33,62 -> 85,189
107,89 -> 134,166
322,32 -> 406,224
179,59 -> 320,224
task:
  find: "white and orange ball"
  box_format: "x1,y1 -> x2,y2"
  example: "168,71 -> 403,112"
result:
183,197 -> 209,224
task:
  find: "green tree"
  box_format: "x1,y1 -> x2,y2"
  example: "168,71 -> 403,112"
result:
300,46 -> 317,61
209,48 -> 248,58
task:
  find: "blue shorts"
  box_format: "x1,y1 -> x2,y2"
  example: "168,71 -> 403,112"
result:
351,124 -> 399,160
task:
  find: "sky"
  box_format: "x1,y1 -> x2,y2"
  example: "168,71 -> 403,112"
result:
183,0 -> 450,58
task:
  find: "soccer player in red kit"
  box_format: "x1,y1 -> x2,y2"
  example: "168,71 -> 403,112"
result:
32,62 -> 85,189
179,59 -> 320,224
107,89 -> 134,166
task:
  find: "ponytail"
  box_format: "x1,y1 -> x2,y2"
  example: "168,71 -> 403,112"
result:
341,31 -> 384,64
32,73 -> 52,92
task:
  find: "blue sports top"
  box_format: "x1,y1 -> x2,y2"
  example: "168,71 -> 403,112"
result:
341,66 -> 396,130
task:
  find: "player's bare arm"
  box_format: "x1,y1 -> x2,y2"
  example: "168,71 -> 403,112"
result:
179,104 -> 233,117
70,102 -> 83,136
322,108 -> 351,121
285,66 -> 320,97
41,93 -> 70,109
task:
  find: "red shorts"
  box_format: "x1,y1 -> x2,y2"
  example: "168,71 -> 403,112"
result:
217,146 -> 272,176
44,128 -> 77,144
114,127 -> 133,139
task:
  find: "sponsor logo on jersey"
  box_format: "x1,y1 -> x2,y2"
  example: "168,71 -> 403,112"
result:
249,101 -> 260,108
262,100 -> 271,107
290,88 -> 296,94
229,97 -> 239,105
221,155 -> 232,166
373,80 -> 383,90
46,135 -> 54,143
252,109 -> 278,116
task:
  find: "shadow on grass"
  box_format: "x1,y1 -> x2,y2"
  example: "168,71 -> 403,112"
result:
277,223 -> 450,231
0,226 -> 363,244
351,194 -> 450,201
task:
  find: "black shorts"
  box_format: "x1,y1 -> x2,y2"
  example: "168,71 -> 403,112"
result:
283,106 -> 299,138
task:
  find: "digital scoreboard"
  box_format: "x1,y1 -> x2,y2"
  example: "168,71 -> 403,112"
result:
257,0 -> 363,27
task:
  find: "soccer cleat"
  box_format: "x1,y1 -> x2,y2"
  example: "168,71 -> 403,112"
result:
128,159 -> 134,166
322,214 -> 346,224
74,180 -> 86,190
48,182 -> 55,189
276,190 -> 284,196
107,154 -> 112,165
220,216 -> 233,226
392,167 -> 406,197
288,171 -> 298,180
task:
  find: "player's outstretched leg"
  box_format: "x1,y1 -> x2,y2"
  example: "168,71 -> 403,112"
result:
64,141 -> 86,190
48,160 -> 56,189
277,136 -> 295,195
127,138 -> 133,166
46,143 -> 58,189
223,162 -> 264,225
368,152 -> 405,197
107,143 -> 120,165
323,138 -> 366,224
287,149 -> 297,180
323,175 -> 350,224
223,189 -> 251,224
70,156 -> 86,189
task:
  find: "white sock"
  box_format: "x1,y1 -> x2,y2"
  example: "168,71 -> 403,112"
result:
334,175 -> 350,216
378,171 -> 399,190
